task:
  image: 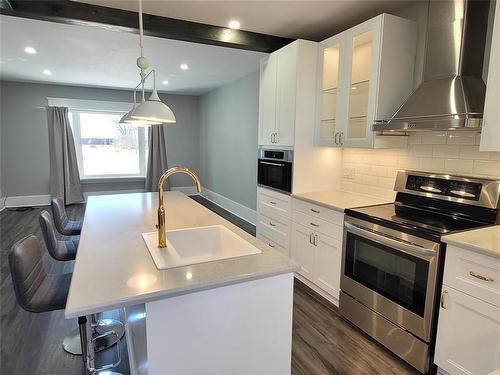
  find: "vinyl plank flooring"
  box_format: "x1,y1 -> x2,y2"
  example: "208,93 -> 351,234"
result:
1,198 -> 420,375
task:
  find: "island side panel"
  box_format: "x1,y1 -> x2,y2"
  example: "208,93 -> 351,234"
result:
145,273 -> 294,375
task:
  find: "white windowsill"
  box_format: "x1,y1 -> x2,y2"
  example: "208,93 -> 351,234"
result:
81,176 -> 146,184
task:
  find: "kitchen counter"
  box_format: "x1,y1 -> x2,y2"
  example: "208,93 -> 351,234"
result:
443,225 -> 500,259
292,190 -> 390,212
65,191 -> 297,319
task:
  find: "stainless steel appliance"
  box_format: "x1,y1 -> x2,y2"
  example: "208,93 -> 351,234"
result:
257,148 -> 293,194
373,0 -> 491,132
339,170 -> 500,374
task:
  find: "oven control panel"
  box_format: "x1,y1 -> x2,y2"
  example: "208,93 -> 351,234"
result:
405,175 -> 482,201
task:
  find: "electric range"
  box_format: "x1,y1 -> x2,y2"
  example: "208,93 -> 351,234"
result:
339,170 -> 500,374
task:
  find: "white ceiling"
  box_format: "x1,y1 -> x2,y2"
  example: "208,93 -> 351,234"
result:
0,15 -> 266,95
73,0 -> 413,41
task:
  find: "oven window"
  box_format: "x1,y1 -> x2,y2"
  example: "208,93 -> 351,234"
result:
345,233 -> 429,317
257,160 -> 292,192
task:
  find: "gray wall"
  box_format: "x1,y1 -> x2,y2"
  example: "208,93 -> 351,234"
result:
0,81 -> 200,197
199,71 -> 259,210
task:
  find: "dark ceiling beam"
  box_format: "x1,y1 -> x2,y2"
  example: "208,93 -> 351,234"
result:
0,0 -> 293,53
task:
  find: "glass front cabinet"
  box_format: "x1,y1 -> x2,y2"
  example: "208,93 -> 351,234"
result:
315,14 -> 417,148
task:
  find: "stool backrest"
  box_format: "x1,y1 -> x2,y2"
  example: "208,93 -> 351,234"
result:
51,197 -> 68,234
9,235 -> 47,312
39,210 -> 61,259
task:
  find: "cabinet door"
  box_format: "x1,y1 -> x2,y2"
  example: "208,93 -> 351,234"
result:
275,43 -> 297,146
259,54 -> 278,146
480,0 -> 500,151
315,36 -> 346,147
313,232 -> 342,299
435,286 -> 500,375
290,222 -> 314,281
341,19 -> 381,148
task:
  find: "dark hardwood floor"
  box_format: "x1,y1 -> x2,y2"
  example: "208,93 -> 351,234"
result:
0,196 -> 419,375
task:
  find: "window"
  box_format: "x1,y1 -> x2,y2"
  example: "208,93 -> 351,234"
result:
69,110 -> 149,178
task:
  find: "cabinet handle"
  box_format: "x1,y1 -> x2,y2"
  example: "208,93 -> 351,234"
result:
313,234 -> 318,247
271,133 -> 275,143
339,132 -> 344,145
334,132 -> 339,145
440,290 -> 448,309
269,222 -> 276,227
310,222 -> 320,227
267,243 -> 275,248
274,132 -> 279,143
309,233 -> 314,244
311,208 -> 320,213
269,201 -> 277,205
469,271 -> 494,282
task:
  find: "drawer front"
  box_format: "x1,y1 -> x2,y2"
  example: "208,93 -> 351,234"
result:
444,245 -> 500,308
292,198 -> 344,225
257,188 -> 291,218
257,233 -> 289,257
256,213 -> 291,248
292,209 -> 343,239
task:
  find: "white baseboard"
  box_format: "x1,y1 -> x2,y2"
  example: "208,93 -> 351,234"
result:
83,189 -> 144,200
201,188 -> 256,226
0,196 -> 6,212
5,194 -> 51,208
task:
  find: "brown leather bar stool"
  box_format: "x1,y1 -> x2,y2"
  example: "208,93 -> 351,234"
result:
40,210 -> 78,261
39,211 -> 125,354
51,197 -> 83,236
9,235 -> 122,374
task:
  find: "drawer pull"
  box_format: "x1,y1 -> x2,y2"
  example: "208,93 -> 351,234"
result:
311,208 -> 320,213
310,222 -> 320,227
269,201 -> 277,205
267,243 -> 275,248
309,233 -> 314,245
440,290 -> 448,309
469,271 -> 494,282
269,222 -> 276,227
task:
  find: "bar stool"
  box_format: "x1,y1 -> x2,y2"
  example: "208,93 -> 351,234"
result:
9,235 -> 122,374
51,197 -> 83,236
39,211 -> 125,354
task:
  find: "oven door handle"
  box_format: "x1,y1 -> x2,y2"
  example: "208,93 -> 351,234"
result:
259,161 -> 285,167
344,222 -> 437,259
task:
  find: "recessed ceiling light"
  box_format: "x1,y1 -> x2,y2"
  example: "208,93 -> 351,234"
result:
162,80 -> 169,85
180,63 -> 189,71
24,46 -> 37,54
228,20 -> 240,29
43,69 -> 52,75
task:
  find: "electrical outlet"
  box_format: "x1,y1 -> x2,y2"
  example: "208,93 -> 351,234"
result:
343,167 -> 356,180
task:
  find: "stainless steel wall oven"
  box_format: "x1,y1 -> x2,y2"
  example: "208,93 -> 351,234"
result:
257,148 -> 293,194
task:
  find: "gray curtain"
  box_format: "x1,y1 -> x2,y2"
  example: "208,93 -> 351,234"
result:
145,124 -> 169,192
47,106 -> 84,205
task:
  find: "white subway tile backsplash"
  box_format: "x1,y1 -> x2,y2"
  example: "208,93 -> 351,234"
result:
421,131 -> 447,145
339,131 -> 500,200
432,145 -> 459,158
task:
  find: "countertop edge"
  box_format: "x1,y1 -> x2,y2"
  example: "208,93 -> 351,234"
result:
291,194 -> 346,212
65,265 -> 298,319
442,237 -> 500,259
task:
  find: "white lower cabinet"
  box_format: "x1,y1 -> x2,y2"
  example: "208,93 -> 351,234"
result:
290,198 -> 343,302
290,222 -> 315,281
435,286 -> 500,375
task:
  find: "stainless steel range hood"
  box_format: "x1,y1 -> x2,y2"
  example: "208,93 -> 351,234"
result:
373,0 -> 491,132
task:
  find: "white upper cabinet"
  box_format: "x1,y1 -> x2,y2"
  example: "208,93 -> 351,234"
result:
259,40 -> 316,147
480,0 -> 500,152
315,14 -> 417,148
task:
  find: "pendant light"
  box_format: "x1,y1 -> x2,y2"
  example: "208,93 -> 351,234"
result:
119,0 -> 176,126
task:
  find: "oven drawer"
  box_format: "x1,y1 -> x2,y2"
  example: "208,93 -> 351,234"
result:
292,198 -> 344,226
444,245 -> 500,308
257,187 -> 291,218
256,213 -> 291,248
292,209 -> 343,239
257,233 -> 289,257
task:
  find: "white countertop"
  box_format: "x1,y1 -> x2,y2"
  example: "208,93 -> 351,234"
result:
292,190 -> 390,212
443,225 -> 500,259
65,192 -> 297,319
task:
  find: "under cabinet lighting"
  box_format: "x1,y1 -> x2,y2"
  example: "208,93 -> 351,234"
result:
162,80 -> 169,85
43,69 -> 52,75
180,63 -> 189,71
228,20 -> 241,29
24,46 -> 36,54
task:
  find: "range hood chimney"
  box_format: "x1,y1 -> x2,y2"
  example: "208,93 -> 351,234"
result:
373,0 -> 491,132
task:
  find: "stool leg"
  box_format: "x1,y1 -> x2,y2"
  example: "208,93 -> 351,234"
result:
78,316 -> 92,374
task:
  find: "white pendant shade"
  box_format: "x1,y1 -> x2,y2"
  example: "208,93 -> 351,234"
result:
131,89 -> 176,124
119,105 -> 162,126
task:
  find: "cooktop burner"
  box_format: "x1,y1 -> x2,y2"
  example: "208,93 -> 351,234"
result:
346,203 -> 489,238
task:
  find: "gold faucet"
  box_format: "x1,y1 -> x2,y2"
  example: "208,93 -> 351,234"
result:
157,166 -> 202,248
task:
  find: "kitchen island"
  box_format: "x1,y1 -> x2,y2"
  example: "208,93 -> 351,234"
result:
65,191 -> 298,375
